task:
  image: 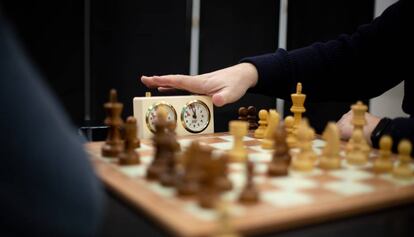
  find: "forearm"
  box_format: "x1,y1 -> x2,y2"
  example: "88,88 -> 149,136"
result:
243,0 -> 407,101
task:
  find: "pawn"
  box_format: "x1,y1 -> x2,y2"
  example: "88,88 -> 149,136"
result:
319,122 -> 341,170
228,120 -> 248,162
127,116 -> 140,149
247,106 -> 258,130
284,116 -> 297,148
239,161 -> 259,204
254,110 -> 268,138
118,117 -> 140,165
393,139 -> 413,179
346,129 -> 369,165
261,109 -> 280,149
268,125 -> 291,176
291,120 -> 315,172
215,154 -> 233,192
238,107 -> 248,121
213,201 -> 240,237
373,135 -> 393,173
101,89 -> 124,157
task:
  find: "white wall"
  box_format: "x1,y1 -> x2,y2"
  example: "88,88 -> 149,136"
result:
369,0 -> 407,118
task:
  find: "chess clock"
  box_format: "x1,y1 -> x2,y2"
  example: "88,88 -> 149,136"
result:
181,100 -> 211,133
133,95 -> 214,138
145,102 -> 177,133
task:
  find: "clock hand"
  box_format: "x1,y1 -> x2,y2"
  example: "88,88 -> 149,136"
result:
191,105 -> 197,119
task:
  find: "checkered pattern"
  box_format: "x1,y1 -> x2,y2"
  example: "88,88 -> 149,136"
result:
95,133 -> 414,221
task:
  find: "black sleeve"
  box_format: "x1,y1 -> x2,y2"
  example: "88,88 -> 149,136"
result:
0,18 -> 103,237
242,0 -> 410,102
371,117 -> 414,155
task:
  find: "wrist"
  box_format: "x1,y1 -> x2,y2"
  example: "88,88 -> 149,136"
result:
240,63 -> 258,88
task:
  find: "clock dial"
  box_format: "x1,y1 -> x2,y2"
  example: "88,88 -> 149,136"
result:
181,100 -> 210,133
145,102 -> 177,133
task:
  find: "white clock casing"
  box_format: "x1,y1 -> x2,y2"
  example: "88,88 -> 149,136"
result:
133,95 -> 214,139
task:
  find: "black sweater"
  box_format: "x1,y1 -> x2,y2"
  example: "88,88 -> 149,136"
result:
242,0 -> 413,150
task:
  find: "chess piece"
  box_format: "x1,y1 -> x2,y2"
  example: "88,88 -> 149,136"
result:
291,120 -> 315,172
198,150 -> 221,209
167,121 -> 181,152
268,125 -> 291,176
351,101 -> 368,132
261,109 -> 280,149
346,101 -> 371,156
160,121 -> 180,187
254,110 -> 268,138
126,116 -> 140,149
346,129 -> 369,165
176,142 -> 204,196
215,154 -> 233,192
213,201 -> 240,237
393,139 -> 413,179
101,89 -> 124,157
247,106 -> 258,130
228,120 -> 248,162
319,122 -> 341,170
239,161 -> 259,204
284,115 -> 297,148
118,117 -> 140,165
160,150 -> 177,187
238,107 -> 248,121
373,135 -> 393,173
146,107 -> 170,180
290,82 -> 306,128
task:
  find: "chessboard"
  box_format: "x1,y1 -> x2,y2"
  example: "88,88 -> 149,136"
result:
85,132 -> 414,237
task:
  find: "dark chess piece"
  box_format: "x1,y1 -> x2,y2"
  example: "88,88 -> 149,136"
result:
198,149 -> 221,209
101,89 -> 124,157
128,116 -> 140,149
238,107 -> 248,121
247,106 -> 258,130
167,121 -> 181,152
268,125 -> 291,176
239,161 -> 259,204
146,107 -> 170,181
160,121 -> 180,187
118,117 -> 140,165
176,142 -> 204,196
159,146 -> 177,187
215,154 -> 232,192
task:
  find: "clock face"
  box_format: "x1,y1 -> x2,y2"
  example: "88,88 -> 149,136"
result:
181,100 -> 211,133
145,102 -> 177,133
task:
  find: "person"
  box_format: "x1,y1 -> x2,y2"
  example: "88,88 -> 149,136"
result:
141,0 -> 413,151
0,13 -> 103,236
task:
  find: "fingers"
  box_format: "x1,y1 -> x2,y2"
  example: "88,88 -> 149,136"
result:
211,88 -> 236,107
157,87 -> 176,92
140,76 -> 159,88
212,93 -> 226,107
141,75 -> 205,94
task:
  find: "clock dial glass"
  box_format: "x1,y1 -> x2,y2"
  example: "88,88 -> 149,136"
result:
146,102 -> 177,133
181,100 -> 210,133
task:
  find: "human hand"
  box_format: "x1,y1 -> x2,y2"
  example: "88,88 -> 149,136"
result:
140,63 -> 258,107
336,110 -> 381,144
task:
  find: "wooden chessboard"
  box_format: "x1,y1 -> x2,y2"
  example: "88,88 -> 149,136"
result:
85,132 -> 414,237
